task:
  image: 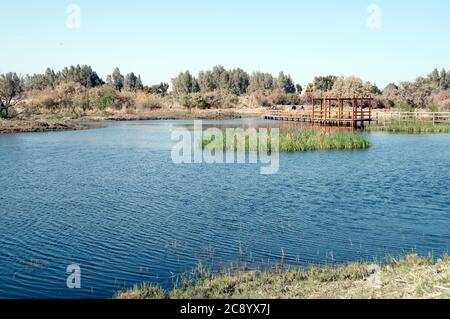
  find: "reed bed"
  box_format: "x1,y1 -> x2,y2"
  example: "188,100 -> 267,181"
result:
201,127 -> 371,153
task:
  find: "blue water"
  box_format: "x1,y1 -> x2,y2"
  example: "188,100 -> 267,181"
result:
0,119 -> 449,299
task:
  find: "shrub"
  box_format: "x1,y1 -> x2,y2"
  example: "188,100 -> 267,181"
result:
399,103 -> 415,112
247,90 -> 274,108
32,90 -> 62,112
134,92 -> 164,111
75,93 -> 91,112
99,94 -> 116,110
89,86 -> 118,110
374,96 -> 392,109
200,92 -> 239,109
427,103 -> 439,113
222,94 -> 239,108
115,93 -> 135,111
273,92 -> 301,105
179,93 -> 209,109
203,92 -> 222,108
433,90 -> 450,110
41,96 -> 60,110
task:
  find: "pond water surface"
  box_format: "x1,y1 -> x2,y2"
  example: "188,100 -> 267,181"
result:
0,119 -> 449,298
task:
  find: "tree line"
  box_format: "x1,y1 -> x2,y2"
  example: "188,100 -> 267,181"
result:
2,65 -> 450,118
171,66 -> 300,96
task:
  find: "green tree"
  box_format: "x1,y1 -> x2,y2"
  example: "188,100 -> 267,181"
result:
248,72 -> 275,92
277,72 -> 296,93
123,72 -> 138,91
430,68 -> 440,87
44,68 -> 57,88
55,65 -> 102,88
440,68 -> 449,89
211,66 -> 228,91
313,75 -> 338,92
112,68 -> 125,91
0,73 -> 24,117
330,76 -> 379,98
145,83 -> 169,95
227,68 -> 250,95
198,70 -> 217,92
172,71 -> 200,95
136,75 -> 144,91
80,65 -> 103,88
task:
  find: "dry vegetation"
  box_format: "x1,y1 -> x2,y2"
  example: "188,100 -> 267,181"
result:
2,66 -> 450,134
116,254 -> 450,299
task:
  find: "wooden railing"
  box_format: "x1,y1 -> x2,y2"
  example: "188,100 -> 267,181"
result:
374,111 -> 450,124
264,109 -> 371,121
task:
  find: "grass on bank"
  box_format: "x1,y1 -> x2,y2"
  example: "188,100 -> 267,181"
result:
368,122 -> 450,133
116,254 -> 450,299
202,127 -> 371,153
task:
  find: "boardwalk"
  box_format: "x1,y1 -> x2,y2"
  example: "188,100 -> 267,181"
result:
264,97 -> 373,128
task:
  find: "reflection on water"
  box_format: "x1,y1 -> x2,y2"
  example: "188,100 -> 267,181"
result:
0,119 -> 449,298
137,120 -> 357,133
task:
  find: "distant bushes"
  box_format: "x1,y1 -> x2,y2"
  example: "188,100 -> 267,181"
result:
133,92 -> 164,110
378,69 -> 450,110
29,82 -> 167,115
24,65 -> 103,91
304,69 -> 450,111
239,90 -> 302,108
178,91 -> 240,110
179,93 -> 208,109
5,65 -> 450,118
273,92 -> 301,106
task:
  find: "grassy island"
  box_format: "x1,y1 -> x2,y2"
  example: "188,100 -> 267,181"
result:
202,127 -> 371,153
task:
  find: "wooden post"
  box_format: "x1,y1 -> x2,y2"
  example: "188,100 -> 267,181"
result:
320,99 -> 323,121
329,99 -> 331,120
352,97 -> 356,128
312,97 -> 315,121
338,99 -> 341,126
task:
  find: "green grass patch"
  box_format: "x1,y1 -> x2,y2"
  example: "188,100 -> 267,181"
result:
278,128 -> 371,152
201,127 -> 371,153
368,123 -> 450,133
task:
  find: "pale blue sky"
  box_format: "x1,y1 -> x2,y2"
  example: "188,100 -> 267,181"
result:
0,0 -> 449,88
